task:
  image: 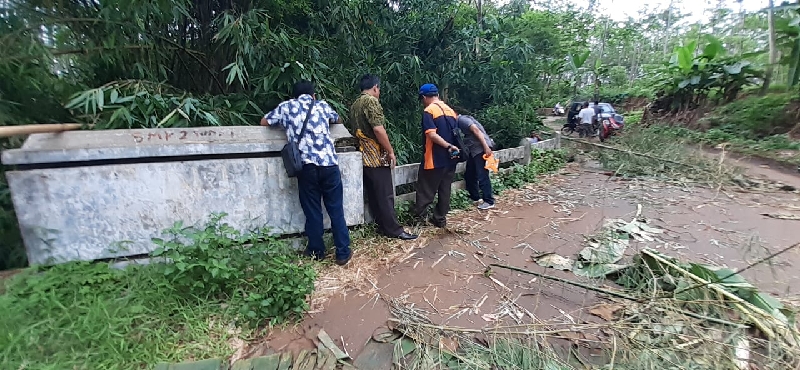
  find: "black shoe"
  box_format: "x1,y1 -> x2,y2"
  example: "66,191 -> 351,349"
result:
393,231 -> 418,240
431,219 -> 446,228
335,254 -> 352,266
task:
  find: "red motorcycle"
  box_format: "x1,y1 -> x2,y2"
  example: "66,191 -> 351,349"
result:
598,116 -> 623,142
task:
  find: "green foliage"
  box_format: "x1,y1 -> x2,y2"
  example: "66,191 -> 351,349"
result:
475,104 -> 544,149
650,36 -> 763,112
700,93 -> 797,137
642,92 -> 800,165
595,125 -> 746,184
0,214 -> 315,369
449,190 -> 473,210
0,262 -> 241,369
64,81 -> 262,128
0,0 -> 781,272
658,126 -> 800,165
0,172 -> 25,270
151,213 -> 315,326
625,110 -> 644,125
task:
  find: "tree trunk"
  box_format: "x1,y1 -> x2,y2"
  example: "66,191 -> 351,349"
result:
738,0 -> 745,55
761,0 -> 777,94
594,19 -> 610,100
475,0 -> 481,57
663,1 -> 673,55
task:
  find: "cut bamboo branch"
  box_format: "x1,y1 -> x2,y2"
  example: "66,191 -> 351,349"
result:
563,137 -> 698,169
656,306 -> 749,329
487,264 -> 639,302
641,249 -> 783,338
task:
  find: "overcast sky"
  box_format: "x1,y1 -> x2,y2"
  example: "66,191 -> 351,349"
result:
600,0 -> 768,22
584,0 -> 767,22
524,0 -> 768,23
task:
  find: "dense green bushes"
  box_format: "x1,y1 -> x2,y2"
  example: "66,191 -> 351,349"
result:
0,214 -> 315,369
700,93 -> 798,138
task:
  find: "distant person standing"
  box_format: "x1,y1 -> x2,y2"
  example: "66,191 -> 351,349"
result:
593,100 -> 602,128
349,74 -> 417,240
456,114 -> 496,210
578,102 -> 595,138
261,80 -> 352,266
413,83 -> 461,228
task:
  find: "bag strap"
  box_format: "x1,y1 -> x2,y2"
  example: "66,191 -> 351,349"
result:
296,99 -> 317,144
433,103 -> 458,133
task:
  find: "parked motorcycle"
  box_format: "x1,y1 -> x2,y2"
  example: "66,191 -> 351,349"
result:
598,115 -> 624,142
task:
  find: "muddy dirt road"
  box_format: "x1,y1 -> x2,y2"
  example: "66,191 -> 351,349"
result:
247,151 -> 800,363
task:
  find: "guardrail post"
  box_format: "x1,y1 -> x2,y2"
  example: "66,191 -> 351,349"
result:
521,138 -> 532,165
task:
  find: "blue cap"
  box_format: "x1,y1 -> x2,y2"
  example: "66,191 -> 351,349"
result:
418,83 -> 439,97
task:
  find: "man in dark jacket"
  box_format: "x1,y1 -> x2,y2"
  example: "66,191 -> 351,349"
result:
413,83 -> 461,228
456,115 -> 496,210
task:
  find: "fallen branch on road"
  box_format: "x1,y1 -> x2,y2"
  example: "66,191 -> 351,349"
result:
486,263 -> 639,302
563,136 -> 698,169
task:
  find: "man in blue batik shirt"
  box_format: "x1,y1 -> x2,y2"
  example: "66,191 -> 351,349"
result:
260,80 -> 352,266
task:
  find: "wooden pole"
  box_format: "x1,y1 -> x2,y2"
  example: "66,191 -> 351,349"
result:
0,123 -> 92,138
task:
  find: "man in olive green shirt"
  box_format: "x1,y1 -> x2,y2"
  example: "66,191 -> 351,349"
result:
350,74 -> 417,240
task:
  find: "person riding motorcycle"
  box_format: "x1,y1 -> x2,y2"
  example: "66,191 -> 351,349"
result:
553,102 -> 565,116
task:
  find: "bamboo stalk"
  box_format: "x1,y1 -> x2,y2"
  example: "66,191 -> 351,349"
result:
562,137 -> 698,169
487,264 -> 639,302
0,123 -> 93,138
640,249 -> 781,338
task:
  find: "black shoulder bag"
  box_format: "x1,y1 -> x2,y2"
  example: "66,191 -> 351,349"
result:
434,103 -> 468,163
281,100 -> 317,177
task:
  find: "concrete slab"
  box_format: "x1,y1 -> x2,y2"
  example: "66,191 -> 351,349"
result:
2,125 -> 354,165
7,152 -> 364,265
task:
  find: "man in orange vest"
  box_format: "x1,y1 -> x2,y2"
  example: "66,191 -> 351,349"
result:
413,83 -> 461,228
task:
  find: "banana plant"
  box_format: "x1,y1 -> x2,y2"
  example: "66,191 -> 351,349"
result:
656,35 -> 762,111
774,2 -> 800,87
568,50 -> 590,95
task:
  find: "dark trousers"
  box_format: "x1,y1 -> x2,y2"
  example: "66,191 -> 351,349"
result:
297,164 -> 351,260
465,153 -> 495,205
413,165 -> 456,226
363,166 -> 404,237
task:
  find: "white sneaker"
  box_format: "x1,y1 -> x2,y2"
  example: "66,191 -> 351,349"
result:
473,199 -> 484,206
477,202 -> 495,210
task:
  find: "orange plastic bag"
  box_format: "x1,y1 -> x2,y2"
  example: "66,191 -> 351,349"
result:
483,154 -> 499,173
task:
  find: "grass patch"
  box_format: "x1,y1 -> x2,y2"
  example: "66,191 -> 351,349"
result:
701,93 -> 798,138
0,214 -> 315,370
660,126 -> 800,166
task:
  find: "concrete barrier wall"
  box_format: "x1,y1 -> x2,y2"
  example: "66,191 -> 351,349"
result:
2,126 -> 559,265
2,125 -> 364,265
